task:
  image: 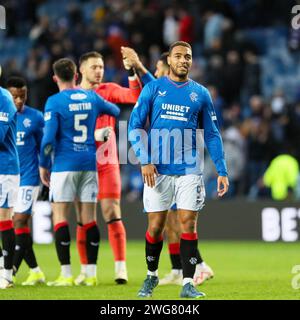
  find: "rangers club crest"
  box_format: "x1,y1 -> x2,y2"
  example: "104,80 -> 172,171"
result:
189,92 -> 198,102
23,118 -> 31,128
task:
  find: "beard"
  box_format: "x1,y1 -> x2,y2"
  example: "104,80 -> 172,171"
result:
169,64 -> 189,79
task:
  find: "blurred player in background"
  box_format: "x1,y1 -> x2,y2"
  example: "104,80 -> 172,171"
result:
39,58 -> 120,286
6,77 -> 46,286
0,66 -> 20,289
128,41 -> 229,298
122,48 -> 214,286
76,51 -> 142,285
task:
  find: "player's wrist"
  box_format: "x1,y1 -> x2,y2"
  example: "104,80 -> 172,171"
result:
127,68 -> 135,77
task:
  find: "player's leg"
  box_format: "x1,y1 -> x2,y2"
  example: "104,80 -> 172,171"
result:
161,206 -> 214,286
0,174 -> 19,289
75,171 -> 99,286
0,207 -> 15,289
74,200 -> 89,283
159,208 -> 183,285
138,211 -> 168,298
176,175 -> 206,298
0,246 -> 3,271
98,164 -> 127,284
47,172 -> 75,286
13,186 -> 45,285
100,198 -> 127,284
47,202 -> 73,286
138,175 -> 173,298
79,202 -> 99,286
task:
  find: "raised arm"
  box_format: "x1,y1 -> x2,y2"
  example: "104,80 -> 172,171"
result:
121,46 -> 155,85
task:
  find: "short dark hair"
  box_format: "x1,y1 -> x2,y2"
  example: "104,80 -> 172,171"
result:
169,41 -> 192,54
159,52 -> 169,67
53,58 -> 77,82
79,51 -> 103,66
6,76 -> 27,89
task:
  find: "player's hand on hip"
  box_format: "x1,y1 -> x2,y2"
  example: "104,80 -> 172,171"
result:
39,167 -> 50,187
141,164 -> 158,188
217,175 -> 229,197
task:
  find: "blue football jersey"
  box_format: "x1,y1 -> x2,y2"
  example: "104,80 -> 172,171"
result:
0,87 -> 20,175
40,88 -> 120,172
17,106 -> 44,186
128,76 -> 227,176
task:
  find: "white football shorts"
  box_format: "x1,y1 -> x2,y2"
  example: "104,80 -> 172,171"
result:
14,186 -> 40,214
143,174 -> 205,212
0,174 -> 20,209
50,171 -> 98,203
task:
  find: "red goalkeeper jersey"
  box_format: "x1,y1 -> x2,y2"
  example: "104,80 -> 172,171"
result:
95,76 -> 142,129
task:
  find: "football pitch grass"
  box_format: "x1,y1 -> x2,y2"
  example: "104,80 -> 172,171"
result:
0,240 -> 299,300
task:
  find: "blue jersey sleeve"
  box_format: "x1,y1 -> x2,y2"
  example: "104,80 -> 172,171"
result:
40,98 -> 58,168
141,71 -> 156,85
93,93 -> 120,118
34,111 -> 44,153
0,120 -> 9,144
0,94 -> 16,144
128,84 -> 152,165
202,88 -> 228,176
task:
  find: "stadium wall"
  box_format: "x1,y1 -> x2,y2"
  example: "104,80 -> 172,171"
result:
32,200 -> 300,243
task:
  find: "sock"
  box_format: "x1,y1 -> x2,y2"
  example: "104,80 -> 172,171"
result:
31,266 -> 41,273
85,221 -> 100,264
76,224 -> 88,267
145,231 -> 163,272
13,227 -> 31,274
0,220 -> 15,271
168,242 -> 182,270
24,234 -> 38,269
115,260 -> 126,273
180,233 -> 198,279
196,248 -> 203,264
86,264 -> 97,277
3,269 -> 13,281
81,264 -> 87,274
107,219 -> 126,262
183,277 -> 194,286
147,270 -> 158,277
61,264 -> 72,278
54,222 -> 71,266
0,245 -> 3,268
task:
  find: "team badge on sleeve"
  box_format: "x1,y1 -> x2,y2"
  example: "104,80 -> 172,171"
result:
0,112 -> 9,122
44,112 -> 51,121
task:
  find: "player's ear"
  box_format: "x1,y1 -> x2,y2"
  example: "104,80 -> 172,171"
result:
167,55 -> 171,66
74,73 -> 79,81
53,75 -> 58,83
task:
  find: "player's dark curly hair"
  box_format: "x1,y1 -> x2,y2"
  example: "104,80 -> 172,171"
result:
6,76 -> 26,88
